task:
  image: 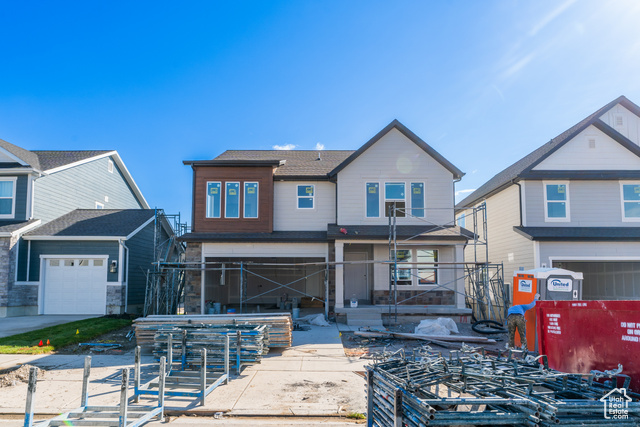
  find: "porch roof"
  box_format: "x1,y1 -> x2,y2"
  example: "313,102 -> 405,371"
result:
179,230 -> 328,242
327,224 -> 472,241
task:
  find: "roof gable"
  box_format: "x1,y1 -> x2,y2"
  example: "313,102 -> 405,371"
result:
457,96 -> 640,208
329,119 -> 464,179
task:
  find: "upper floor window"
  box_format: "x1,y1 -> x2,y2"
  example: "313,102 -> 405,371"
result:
225,182 -> 240,218
244,182 -> 259,218
544,182 -> 569,221
457,214 -> 466,228
621,183 -> 640,221
206,182 -> 221,218
385,182 -> 405,217
391,248 -> 439,286
297,185 -> 314,209
411,182 -> 425,217
366,183 -> 380,217
0,178 -> 16,218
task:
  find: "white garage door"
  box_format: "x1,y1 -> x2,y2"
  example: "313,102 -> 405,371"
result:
43,258 -> 108,315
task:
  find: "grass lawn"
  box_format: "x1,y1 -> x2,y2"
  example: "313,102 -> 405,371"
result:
0,317 -> 132,354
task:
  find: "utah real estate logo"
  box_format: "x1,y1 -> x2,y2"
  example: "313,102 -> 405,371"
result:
600,388 -> 631,420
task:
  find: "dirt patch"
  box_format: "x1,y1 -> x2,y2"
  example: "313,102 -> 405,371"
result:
0,364 -> 45,387
54,325 -> 137,355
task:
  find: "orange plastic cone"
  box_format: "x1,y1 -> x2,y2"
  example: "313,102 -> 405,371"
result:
46,339 -> 50,345
38,340 -> 43,347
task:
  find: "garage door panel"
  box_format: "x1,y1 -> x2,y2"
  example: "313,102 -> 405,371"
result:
554,260 -> 640,300
43,258 -> 108,315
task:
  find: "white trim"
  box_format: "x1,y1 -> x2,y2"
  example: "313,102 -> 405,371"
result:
26,240 -> 31,281
619,181 -> 640,222
200,247 -> 206,314
13,281 -> 38,286
125,215 -> 155,240
44,151 -> 116,174
520,180 -> 527,226
384,181 -> 407,218
549,255 -> 640,262
365,181 -> 381,218
108,159 -> 114,173
14,238 -> 19,283
0,177 -> 17,219
224,182 -> 240,218
243,181 -> 259,218
205,181 -> 221,218
40,254 -> 110,259
0,168 -> 36,174
296,184 -> 315,210
543,181 -> 570,222
95,201 -> 105,209
533,241 -> 540,268
0,147 -> 28,166
24,235 -> 123,241
0,219 -> 42,237
118,240 -> 124,284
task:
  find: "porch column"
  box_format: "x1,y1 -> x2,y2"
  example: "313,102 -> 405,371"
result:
335,242 -> 344,308
454,245 -> 465,309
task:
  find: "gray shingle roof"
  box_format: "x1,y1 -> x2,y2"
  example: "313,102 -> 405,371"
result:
456,96 -> 636,209
327,224 -> 472,241
32,150 -> 112,171
0,219 -> 40,234
214,150 -> 353,177
514,226 -> 640,241
179,231 -> 328,242
24,209 -> 155,238
0,138 -> 42,169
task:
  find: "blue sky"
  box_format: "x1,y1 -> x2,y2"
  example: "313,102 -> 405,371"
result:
1,1 -> 640,223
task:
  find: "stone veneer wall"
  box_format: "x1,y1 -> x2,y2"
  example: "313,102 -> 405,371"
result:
106,285 -> 125,314
373,290 -> 455,306
184,242 -> 202,314
1,236 -> 38,317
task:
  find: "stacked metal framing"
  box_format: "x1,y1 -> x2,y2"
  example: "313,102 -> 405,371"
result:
366,347 -> 640,426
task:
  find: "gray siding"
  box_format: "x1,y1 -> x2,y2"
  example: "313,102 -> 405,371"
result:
33,156 -> 143,224
126,221 -> 160,306
14,175 -> 29,221
524,180 -> 635,227
27,241 -> 119,282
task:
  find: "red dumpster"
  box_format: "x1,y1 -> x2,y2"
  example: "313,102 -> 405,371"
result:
536,300 -> 640,392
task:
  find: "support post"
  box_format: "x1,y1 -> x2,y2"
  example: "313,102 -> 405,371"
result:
239,261 -> 244,314
334,242 -> 345,308
158,356 -> 166,420
224,334 -> 230,384
81,356 -> 91,407
366,370 -> 374,427
324,264 -> 329,320
181,329 -> 187,371
23,367 -> 37,427
200,348 -> 207,406
236,330 -> 242,375
167,334 -> 173,373
393,388 -> 403,427
133,347 -> 140,403
119,368 -> 129,427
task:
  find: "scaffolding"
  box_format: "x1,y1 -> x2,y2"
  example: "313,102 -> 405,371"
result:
387,202 -> 509,323
143,209 -> 187,316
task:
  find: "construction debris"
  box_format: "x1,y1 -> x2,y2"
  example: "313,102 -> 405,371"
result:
355,330 -> 497,344
133,313 -> 293,348
366,345 -> 640,426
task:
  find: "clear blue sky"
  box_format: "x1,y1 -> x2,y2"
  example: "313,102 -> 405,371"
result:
1,1 -> 639,224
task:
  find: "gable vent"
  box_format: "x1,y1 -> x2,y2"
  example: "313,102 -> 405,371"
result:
615,115 -> 624,126
588,138 -> 596,149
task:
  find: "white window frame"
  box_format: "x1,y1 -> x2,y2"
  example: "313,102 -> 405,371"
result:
206,181 -> 222,219
0,177 -> 17,219
108,159 -> 114,173
384,182 -> 406,218
95,201 -> 104,209
297,184 -> 315,210
225,182 -> 240,219
620,181 -> 640,222
543,181 -> 570,222
243,182 -> 259,218
365,181 -> 381,218
391,248 -> 439,287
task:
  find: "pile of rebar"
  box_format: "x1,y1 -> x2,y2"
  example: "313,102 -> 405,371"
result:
366,346 -> 640,426
153,324 -> 269,370
134,313 -> 292,348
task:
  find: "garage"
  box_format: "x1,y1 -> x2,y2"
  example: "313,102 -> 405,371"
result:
553,260 -> 640,300
42,257 -> 108,314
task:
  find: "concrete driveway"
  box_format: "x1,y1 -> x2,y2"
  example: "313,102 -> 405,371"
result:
0,315 -> 99,338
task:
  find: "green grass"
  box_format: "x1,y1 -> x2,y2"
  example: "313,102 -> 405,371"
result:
0,317 -> 132,354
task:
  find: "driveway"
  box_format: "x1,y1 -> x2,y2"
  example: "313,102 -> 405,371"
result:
0,315 -> 99,338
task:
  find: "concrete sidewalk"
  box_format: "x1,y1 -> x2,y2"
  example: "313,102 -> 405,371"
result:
0,315 -> 98,338
0,324 -> 368,425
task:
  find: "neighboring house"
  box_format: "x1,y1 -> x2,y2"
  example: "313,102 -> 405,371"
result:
0,138 -> 173,316
456,96 -> 640,300
181,120 -> 471,315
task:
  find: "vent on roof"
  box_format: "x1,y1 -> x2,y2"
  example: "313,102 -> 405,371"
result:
615,115 -> 624,127
316,152 -> 321,161
588,138 -> 596,149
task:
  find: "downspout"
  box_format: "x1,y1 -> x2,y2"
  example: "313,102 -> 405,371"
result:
514,180 -> 523,227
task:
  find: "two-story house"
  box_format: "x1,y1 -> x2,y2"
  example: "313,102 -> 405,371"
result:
0,138 -> 176,317
181,120 -> 471,315
456,96 -> 640,300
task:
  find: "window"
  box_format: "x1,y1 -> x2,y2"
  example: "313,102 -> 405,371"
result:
95,201 -> 104,209
417,250 -> 438,285
93,259 -> 104,267
366,183 -> 380,217
391,250 -> 413,285
49,259 -> 60,267
457,214 -> 466,228
244,182 -> 259,218
544,182 -> 569,221
0,178 -> 16,218
225,182 -> 240,218
108,159 -> 114,173
64,260 -> 75,267
79,259 -> 90,267
385,182 -> 405,217
297,185 -> 314,209
411,183 -> 425,217
206,182 -> 221,218
622,183 -> 640,220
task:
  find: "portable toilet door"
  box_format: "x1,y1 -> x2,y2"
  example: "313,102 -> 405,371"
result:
512,271 -> 538,351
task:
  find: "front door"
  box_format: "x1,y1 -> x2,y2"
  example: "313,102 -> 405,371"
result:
344,252 -> 369,304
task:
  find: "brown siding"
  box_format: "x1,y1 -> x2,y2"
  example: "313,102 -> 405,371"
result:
192,166 -> 274,233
